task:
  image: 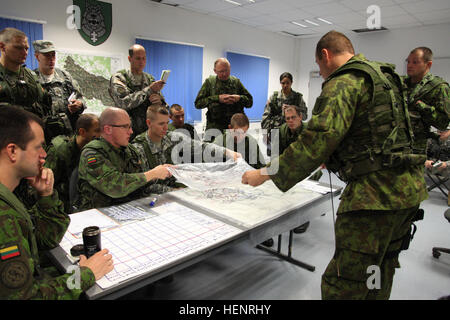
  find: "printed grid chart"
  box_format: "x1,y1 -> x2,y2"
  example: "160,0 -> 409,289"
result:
59,202 -> 243,289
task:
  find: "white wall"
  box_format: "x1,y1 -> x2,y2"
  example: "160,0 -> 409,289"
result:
296,23 -> 450,117
1,0 -> 298,125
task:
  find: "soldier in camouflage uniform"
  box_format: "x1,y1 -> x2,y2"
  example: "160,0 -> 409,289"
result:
0,28 -> 52,132
262,72 -> 307,156
243,31 -> 428,300
45,114 -> 100,214
109,44 -> 167,139
168,103 -> 199,140
195,58 -> 253,141
212,113 -> 266,169
404,47 -> 450,156
33,40 -> 86,139
132,105 -> 239,193
0,106 -> 113,299
77,107 -> 172,211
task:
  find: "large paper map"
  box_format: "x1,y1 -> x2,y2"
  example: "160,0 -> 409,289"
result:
168,160 -> 332,228
56,50 -> 123,113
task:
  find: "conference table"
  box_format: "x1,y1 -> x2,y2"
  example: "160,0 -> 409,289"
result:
48,180 -> 341,300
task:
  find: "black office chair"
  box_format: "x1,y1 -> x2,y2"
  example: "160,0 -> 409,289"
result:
432,208 -> 450,259
69,167 -> 79,213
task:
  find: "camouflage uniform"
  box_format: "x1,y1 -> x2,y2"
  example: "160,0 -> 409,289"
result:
34,68 -> 86,136
404,73 -> 450,155
261,90 -> 308,131
266,54 -> 428,299
278,122 -> 305,155
0,63 -> 51,120
132,130 -> 227,175
131,131 -> 187,193
44,135 -> 81,214
213,131 -> 266,169
0,183 -> 95,299
426,132 -> 450,177
168,122 -> 198,140
77,137 -> 152,211
108,69 -> 167,138
194,75 -> 253,135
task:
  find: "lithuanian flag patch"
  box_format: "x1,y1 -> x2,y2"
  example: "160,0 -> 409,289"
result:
0,245 -> 21,260
87,156 -> 97,165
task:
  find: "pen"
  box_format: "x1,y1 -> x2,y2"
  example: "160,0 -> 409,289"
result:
149,197 -> 158,207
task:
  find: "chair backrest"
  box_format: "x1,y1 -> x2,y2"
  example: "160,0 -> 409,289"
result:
69,167 -> 79,212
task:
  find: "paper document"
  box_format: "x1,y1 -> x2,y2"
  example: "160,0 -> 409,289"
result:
160,70 -> 170,82
68,209 -> 119,235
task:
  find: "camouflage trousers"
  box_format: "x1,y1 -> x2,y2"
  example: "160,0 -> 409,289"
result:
321,205 -> 420,300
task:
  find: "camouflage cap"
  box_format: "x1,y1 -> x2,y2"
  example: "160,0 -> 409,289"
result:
32,40 -> 56,53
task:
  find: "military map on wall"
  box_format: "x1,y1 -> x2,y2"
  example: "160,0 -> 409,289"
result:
56,50 -> 123,113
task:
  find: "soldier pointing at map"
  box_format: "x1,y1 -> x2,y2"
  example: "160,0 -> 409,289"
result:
109,44 -> 167,139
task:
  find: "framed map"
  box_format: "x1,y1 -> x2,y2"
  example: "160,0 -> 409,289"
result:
56,50 -> 123,113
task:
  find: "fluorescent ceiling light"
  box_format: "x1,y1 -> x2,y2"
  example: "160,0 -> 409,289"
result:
224,0 -> 242,5
317,17 -> 333,24
248,0 -> 255,3
291,21 -> 308,28
304,19 -> 319,26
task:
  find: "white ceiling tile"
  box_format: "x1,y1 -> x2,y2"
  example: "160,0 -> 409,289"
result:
400,0 -> 450,14
380,14 -> 420,26
245,14 -> 282,26
302,2 -> 353,16
243,0 -> 292,14
214,6 -> 261,19
282,0 -> 334,8
413,9 -> 450,23
321,11 -> 365,24
269,9 -> 314,21
161,0 -> 197,5
341,0 -> 396,11
356,5 -> 409,18
181,0 -> 236,13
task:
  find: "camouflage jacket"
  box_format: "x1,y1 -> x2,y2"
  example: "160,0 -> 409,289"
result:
44,135 -> 81,213
261,90 -> 307,131
194,75 -> 253,131
0,63 -> 51,119
404,73 -> 450,154
278,122 -> 305,155
34,68 -> 86,134
427,133 -> 450,162
0,183 -> 95,299
77,137 -> 150,211
267,54 -> 428,214
132,130 -> 227,175
168,122 -> 199,140
131,132 -> 184,193
213,131 -> 266,169
109,69 -> 166,137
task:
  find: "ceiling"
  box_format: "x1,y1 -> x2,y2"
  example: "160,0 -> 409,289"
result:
153,0 -> 450,38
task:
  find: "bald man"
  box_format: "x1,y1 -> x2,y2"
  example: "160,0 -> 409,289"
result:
77,107 -> 172,211
195,58 -> 253,141
109,44 -> 167,139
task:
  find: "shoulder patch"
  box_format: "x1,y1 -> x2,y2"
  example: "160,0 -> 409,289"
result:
0,260 -> 29,289
0,245 -> 21,261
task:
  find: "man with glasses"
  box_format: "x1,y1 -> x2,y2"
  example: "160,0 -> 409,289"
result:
195,58 -> 253,142
77,107 -> 172,211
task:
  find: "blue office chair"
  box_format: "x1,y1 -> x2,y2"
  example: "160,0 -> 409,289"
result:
432,208 -> 450,259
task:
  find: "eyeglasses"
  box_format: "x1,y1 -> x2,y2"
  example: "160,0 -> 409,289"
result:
109,124 -> 132,130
